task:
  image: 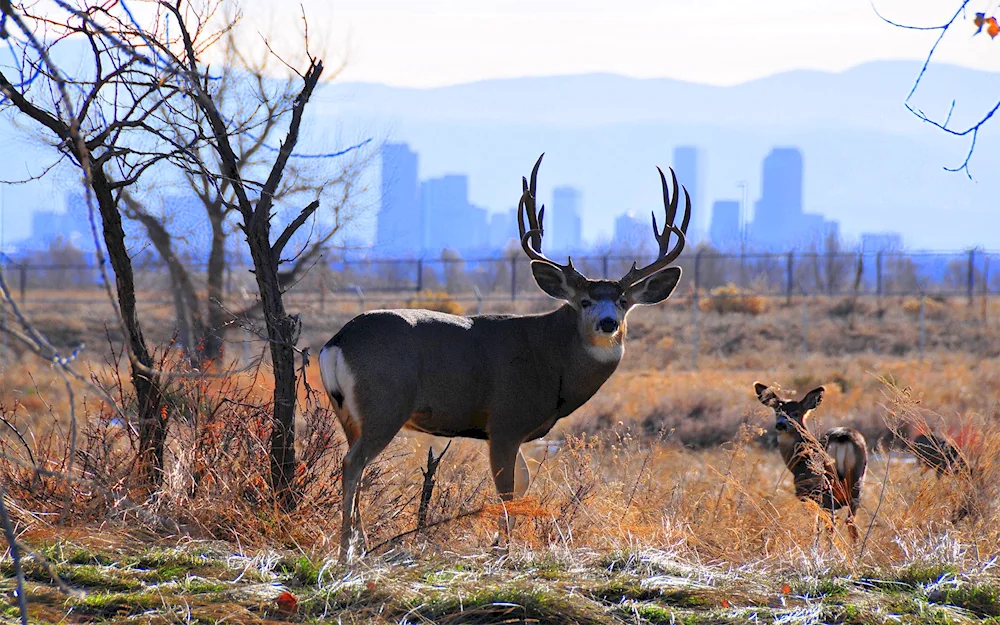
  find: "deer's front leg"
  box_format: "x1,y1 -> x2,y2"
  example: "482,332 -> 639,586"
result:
489,437 -> 521,551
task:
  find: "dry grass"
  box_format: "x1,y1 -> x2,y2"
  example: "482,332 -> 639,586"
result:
1,296 -> 999,622
700,284 -> 771,316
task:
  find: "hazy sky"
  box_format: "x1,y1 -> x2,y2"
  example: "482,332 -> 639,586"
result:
237,0 -> 1000,87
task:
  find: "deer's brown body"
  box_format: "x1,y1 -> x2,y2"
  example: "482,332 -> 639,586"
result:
322,154 -> 693,560
755,383 -> 867,538
913,433 -> 966,477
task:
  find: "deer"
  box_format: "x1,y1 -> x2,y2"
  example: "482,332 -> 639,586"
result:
754,383 -> 868,541
319,154 -> 691,560
912,432 -> 967,478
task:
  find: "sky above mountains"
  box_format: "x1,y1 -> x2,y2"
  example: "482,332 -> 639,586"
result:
233,0 -> 1000,87
1,0 -> 998,252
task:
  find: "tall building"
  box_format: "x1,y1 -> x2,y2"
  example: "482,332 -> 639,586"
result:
376,143 -> 421,255
709,200 -> 741,250
751,147 -> 804,249
550,186 -> 582,252
422,175 -> 488,255
613,212 -> 649,253
489,208 -> 518,251
672,146 -> 702,241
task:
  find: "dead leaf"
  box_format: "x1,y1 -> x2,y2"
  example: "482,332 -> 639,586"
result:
987,17 -> 999,38
275,591 -> 298,615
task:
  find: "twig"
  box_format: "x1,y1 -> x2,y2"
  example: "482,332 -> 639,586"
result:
0,486 -> 28,625
857,444 -> 891,564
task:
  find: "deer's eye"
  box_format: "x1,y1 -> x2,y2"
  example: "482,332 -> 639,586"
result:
580,300 -> 593,309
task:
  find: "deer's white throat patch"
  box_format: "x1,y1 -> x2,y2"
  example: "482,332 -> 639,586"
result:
585,341 -> 624,363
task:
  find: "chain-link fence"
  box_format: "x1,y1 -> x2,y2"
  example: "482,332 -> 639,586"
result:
1,249 -> 997,303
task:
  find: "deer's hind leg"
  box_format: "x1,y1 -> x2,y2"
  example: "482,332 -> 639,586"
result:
489,436 -> 523,551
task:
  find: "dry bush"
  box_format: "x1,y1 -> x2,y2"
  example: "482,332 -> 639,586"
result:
902,296 -> 949,320
700,283 -> 770,315
406,290 -> 465,315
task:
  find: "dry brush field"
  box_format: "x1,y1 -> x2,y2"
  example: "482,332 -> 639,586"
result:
0,292 -> 999,623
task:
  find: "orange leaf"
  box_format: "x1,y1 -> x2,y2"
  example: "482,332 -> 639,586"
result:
275,591 -> 298,614
366,581 -> 377,591
987,17 -> 999,38
721,598 -> 731,608
780,583 -> 792,594
975,12 -> 986,29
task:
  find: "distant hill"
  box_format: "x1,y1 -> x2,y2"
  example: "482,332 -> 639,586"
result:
311,61 -> 1000,250
2,60 -> 998,250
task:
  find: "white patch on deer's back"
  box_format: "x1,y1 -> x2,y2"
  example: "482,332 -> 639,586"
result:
319,345 -> 363,441
585,342 -> 624,363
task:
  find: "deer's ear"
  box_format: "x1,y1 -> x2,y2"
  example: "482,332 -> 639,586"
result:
626,267 -> 681,305
531,261 -> 577,300
802,387 -> 825,410
755,382 -> 780,408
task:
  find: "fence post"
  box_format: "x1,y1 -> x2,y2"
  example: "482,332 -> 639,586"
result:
19,264 -> 26,303
692,249 -> 704,370
416,259 -> 423,293
602,255 -> 609,280
692,288 -> 699,370
919,295 -> 926,356
510,257 -> 517,301
353,285 -> 365,314
473,284 -> 483,315
786,252 -> 793,305
801,293 -> 808,357
967,249 -> 975,305
983,256 -> 991,326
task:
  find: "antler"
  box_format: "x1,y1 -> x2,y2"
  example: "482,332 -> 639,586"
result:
518,153 -> 585,278
617,166 -> 692,287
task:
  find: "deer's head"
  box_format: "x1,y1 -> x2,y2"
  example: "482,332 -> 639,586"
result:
519,154 -> 689,356
755,382 -> 825,440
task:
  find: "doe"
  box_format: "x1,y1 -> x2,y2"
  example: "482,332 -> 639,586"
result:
320,154 -> 692,560
913,432 -> 967,477
754,383 -> 868,541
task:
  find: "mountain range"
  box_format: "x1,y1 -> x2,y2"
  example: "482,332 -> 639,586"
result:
2,59 -> 998,251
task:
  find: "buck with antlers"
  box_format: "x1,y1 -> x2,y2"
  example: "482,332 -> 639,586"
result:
320,154 -> 691,560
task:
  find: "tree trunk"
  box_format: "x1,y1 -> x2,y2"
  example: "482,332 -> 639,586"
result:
246,217 -> 299,510
91,172 -> 165,484
201,206 -> 228,364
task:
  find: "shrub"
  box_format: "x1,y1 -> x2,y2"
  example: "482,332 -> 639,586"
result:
700,283 -> 770,315
901,297 -> 948,320
406,290 -> 464,315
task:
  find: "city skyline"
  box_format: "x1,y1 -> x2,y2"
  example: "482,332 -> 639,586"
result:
375,141 -> 902,258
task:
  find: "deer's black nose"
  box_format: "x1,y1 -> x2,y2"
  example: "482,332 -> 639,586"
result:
598,317 -> 619,333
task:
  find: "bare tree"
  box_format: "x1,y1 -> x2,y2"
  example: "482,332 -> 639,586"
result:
0,1 -> 199,483
873,1 -> 1000,177
136,1 -> 358,507
1,0 -> 367,507
119,24 -> 366,365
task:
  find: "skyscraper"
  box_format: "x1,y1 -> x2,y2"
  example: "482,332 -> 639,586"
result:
550,186 -> 582,252
613,211 -> 649,253
421,175 -> 488,254
376,143 -> 421,255
489,208 -> 518,251
751,147 -> 804,249
672,146 -> 702,241
709,200 -> 741,250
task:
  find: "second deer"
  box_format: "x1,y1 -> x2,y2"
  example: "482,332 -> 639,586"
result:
754,383 -> 868,541
912,432 -> 967,477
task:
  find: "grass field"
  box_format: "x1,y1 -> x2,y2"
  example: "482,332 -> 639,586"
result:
0,293 -> 998,623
